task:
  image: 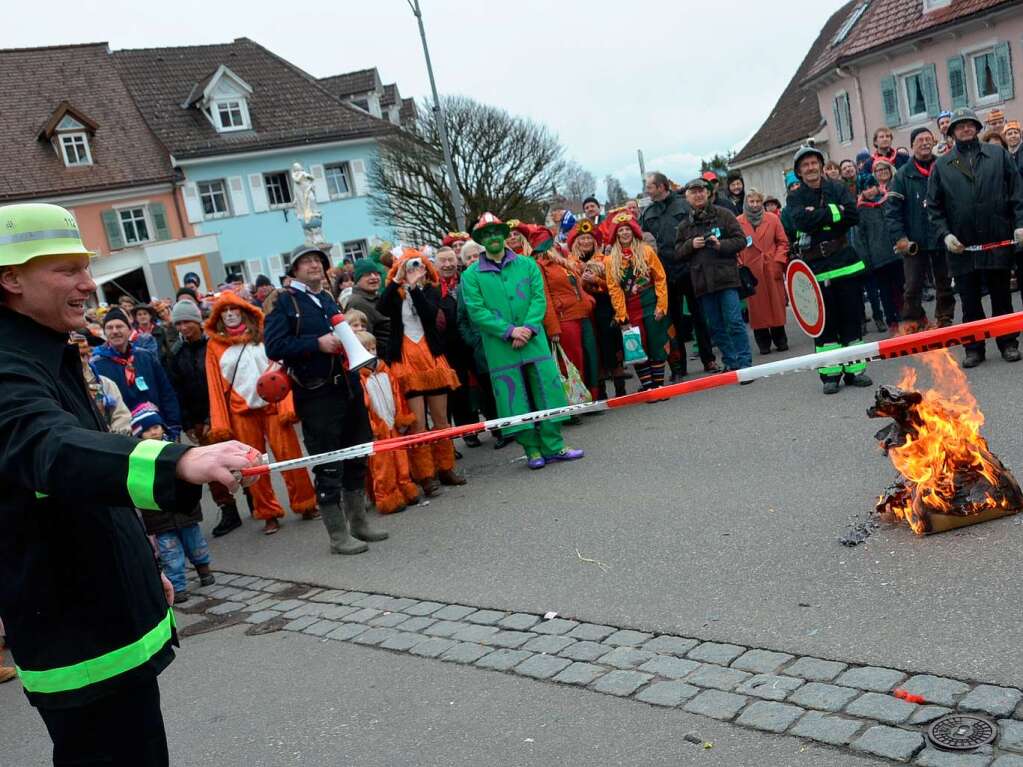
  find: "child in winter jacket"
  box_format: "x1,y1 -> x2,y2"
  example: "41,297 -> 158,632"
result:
130,403 -> 214,604
356,332 -> 421,514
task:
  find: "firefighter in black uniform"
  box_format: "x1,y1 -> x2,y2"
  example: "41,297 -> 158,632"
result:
0,203 -> 260,765
784,146 -> 873,395
264,244 -> 389,555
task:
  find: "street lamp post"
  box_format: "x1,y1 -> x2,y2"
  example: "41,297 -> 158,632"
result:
408,0 -> 466,232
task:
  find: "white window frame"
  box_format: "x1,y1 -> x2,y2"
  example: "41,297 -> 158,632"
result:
213,98 -> 250,132
324,162 -> 353,199
197,179 -> 231,219
223,260 -> 250,284
116,205 -> 153,246
970,48 -> 1001,105
263,171 -> 293,209
832,2 -> 868,46
899,68 -> 930,123
833,91 -> 854,145
343,240 -> 368,262
60,132 -> 92,167
923,0 -> 950,11
350,97 -> 370,113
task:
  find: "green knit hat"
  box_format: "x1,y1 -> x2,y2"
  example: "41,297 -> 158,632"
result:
353,259 -> 385,281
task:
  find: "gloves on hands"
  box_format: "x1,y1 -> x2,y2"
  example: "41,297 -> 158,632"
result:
945,234 -> 965,254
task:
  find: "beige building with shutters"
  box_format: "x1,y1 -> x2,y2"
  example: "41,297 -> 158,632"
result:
734,0 -> 1023,194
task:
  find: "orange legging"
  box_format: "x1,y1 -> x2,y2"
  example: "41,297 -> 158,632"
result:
229,409 -> 316,520
368,449 -> 420,514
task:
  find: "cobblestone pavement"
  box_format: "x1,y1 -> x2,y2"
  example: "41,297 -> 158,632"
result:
182,568 -> 1023,766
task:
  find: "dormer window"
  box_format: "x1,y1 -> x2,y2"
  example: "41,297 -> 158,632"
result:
214,99 -> 249,131
60,133 -> 92,166
39,102 -> 99,168
181,65 -> 254,135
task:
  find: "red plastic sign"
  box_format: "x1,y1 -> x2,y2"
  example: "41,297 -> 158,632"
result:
786,259 -> 826,338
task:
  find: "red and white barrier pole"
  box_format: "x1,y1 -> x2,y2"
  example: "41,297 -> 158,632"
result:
241,311 -> 1023,477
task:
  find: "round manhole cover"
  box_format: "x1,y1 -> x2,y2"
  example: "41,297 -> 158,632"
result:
928,714 -> 997,751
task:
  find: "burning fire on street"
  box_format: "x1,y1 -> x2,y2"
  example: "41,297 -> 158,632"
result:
868,349 -> 1023,536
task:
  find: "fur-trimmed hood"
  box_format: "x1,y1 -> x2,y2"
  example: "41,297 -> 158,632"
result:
205,291 -> 263,348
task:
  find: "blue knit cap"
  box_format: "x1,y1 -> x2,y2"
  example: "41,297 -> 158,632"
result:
130,402 -> 166,437
784,170 -> 798,188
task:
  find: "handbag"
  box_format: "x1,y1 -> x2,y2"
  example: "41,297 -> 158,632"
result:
621,325 -> 648,366
738,265 -> 759,300
553,342 -> 591,406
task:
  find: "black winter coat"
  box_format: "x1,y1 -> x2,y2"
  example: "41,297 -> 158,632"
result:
0,308 -> 198,709
926,140 -> 1023,275
346,286 -> 391,352
852,200 -> 899,270
167,335 -> 211,432
885,158 -> 942,252
640,191 -> 692,279
438,281 -> 472,371
377,281 -> 446,364
674,204 -> 746,297
784,179 -> 861,278
141,493 -> 203,536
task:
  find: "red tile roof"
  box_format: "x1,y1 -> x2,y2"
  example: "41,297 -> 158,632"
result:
381,83 -> 400,108
804,0 -> 1020,82
319,68 -> 379,98
399,97 -> 417,125
733,1 -> 858,164
113,39 -> 393,161
0,43 -> 176,202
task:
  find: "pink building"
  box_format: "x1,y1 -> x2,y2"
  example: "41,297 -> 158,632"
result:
734,0 -> 1023,198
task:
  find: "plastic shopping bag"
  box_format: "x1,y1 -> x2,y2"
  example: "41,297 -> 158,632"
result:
554,342 -> 592,405
621,325 -> 648,366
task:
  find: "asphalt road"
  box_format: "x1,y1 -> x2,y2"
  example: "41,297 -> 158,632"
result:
2,620 -> 886,767
203,310 -> 1023,687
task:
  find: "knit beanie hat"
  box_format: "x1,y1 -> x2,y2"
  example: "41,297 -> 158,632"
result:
857,173 -> 879,193
353,259 -> 383,282
130,402 -> 165,437
171,299 -> 203,324
1005,120 -> 1022,134
784,170 -> 798,188
102,307 -> 131,328
910,127 -> 933,146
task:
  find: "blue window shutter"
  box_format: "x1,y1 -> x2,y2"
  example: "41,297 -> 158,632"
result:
842,93 -> 853,142
101,210 -> 125,250
880,74 -> 901,127
149,202 -> 171,241
832,96 -> 844,142
947,55 -> 968,109
922,64 -> 941,117
994,41 -> 1014,101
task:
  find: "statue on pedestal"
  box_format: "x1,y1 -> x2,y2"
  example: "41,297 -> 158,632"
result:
291,162 -> 324,245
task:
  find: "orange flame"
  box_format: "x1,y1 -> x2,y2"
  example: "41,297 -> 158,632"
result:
884,349 -> 1006,534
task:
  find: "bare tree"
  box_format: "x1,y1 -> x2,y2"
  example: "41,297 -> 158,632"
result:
604,175 -> 629,206
559,162 -> 596,210
369,96 -> 567,241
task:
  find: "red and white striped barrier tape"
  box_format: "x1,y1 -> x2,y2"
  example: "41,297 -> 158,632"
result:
241,311 -> 1023,477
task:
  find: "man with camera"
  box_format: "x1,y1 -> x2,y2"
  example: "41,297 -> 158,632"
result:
264,244 -> 388,555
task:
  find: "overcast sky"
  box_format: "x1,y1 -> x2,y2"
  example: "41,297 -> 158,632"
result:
10,0 -> 848,196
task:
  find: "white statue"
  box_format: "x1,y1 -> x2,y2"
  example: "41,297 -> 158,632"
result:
291,162 -> 324,245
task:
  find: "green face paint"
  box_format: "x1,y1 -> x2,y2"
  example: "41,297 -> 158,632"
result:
482,231 -> 506,255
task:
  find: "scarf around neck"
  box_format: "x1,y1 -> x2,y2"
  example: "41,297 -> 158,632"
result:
743,204 -> 764,228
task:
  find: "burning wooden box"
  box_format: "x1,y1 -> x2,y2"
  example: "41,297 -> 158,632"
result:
867,350 -> 1023,535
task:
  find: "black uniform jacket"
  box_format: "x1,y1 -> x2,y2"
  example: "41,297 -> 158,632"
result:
0,308 -> 199,709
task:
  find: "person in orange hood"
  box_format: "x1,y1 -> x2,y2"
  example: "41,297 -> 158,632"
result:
205,292 -> 317,535
355,331 -> 421,514
378,250 -> 466,495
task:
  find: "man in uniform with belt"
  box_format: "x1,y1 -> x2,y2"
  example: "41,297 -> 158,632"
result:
0,202 -> 260,765
784,146 -> 873,395
264,244 -> 388,555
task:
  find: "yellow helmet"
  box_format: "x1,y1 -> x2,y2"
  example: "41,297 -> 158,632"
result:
0,203 -> 94,267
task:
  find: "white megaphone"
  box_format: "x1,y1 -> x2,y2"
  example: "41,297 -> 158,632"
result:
330,314 -> 377,371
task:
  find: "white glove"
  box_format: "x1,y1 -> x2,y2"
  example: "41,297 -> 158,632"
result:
945,234 -> 965,254
1014,228 -> 1023,245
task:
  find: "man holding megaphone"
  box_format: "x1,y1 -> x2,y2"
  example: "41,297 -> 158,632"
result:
265,244 -> 389,554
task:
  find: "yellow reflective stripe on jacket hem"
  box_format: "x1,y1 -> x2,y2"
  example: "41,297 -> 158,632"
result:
816,260 -> 866,282
16,609 -> 175,694
127,439 -> 170,510
35,491 -> 47,499
828,203 -> 842,223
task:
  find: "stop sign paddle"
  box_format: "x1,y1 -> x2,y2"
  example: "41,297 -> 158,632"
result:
785,259 -> 826,338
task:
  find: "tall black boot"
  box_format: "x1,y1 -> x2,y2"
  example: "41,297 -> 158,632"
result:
771,326 -> 789,352
211,501 -> 242,538
345,489 -> 389,542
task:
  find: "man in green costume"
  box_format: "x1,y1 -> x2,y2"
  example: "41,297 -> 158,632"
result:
460,212 -> 585,470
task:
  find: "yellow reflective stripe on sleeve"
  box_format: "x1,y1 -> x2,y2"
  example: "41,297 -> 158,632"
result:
828,203 -> 842,223
16,609 -> 175,694
816,260 -> 866,282
35,491 -> 47,499
127,439 -> 171,510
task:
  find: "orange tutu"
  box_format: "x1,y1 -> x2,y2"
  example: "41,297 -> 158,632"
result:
392,336 -> 459,395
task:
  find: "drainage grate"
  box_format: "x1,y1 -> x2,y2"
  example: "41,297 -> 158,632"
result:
928,714 -> 998,751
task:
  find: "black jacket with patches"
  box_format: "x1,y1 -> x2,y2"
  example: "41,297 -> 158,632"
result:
0,308 -> 200,709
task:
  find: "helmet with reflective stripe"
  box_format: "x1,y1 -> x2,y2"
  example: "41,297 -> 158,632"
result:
792,145 -> 826,179
0,203 -> 94,267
